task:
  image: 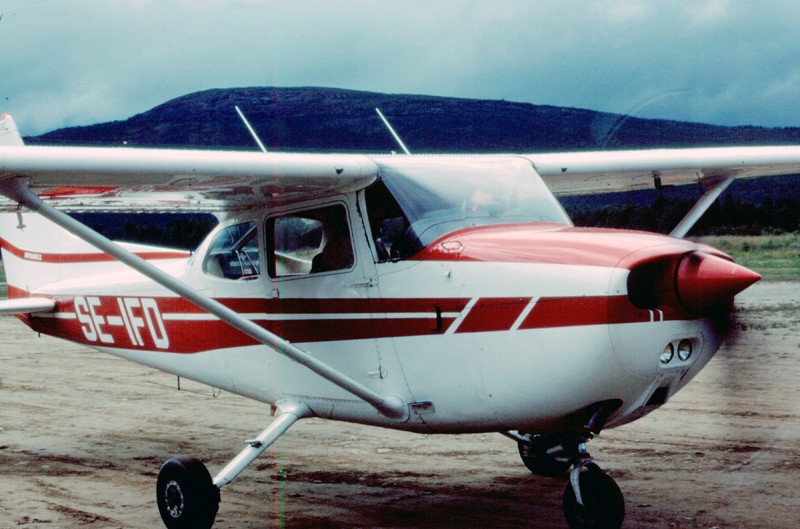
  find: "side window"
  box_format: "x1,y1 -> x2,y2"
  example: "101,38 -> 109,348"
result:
268,205 -> 354,278
203,221 -> 260,280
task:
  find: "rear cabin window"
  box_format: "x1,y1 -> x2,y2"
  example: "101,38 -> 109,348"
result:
203,221 -> 260,280
267,205 -> 354,278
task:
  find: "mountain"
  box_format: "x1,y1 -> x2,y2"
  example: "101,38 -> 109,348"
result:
26,87 -> 800,236
29,87 -> 800,152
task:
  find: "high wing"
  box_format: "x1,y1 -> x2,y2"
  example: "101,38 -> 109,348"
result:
524,146 -> 800,196
0,115 -> 377,212
0,145 -> 377,211
4,111 -> 800,217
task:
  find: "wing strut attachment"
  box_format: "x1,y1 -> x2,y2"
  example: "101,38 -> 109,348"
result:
0,177 -> 408,422
670,176 -> 734,238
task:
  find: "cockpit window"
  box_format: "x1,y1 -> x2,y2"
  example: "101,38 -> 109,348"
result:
365,181 -> 412,261
267,204 -> 354,277
203,221 -> 260,280
376,158 -> 571,253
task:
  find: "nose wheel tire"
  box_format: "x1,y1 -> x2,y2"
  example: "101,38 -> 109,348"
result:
563,466 -> 624,529
157,457 -> 220,529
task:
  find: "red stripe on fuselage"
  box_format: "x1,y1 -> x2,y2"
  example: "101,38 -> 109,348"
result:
17,293 -> 692,354
456,297 -> 531,333
0,238 -> 190,263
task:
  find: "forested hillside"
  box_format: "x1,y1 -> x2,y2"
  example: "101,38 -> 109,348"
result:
26,87 -> 800,237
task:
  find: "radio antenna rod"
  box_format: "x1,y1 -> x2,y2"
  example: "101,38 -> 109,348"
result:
375,108 -> 411,155
235,105 -> 268,153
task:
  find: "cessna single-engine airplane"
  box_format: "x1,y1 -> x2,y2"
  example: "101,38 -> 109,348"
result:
0,110 -> 798,529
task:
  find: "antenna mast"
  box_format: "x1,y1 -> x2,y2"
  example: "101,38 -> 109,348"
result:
235,105 -> 268,153
375,108 -> 411,155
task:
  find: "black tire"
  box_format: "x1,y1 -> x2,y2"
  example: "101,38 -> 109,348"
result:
563,468 -> 625,529
517,442 -> 571,477
156,457 -> 220,529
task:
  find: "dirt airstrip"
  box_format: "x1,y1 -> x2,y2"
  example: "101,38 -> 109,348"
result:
0,282 -> 798,528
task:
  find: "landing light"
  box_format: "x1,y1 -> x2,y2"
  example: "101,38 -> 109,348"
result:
677,339 -> 693,361
660,343 -> 674,364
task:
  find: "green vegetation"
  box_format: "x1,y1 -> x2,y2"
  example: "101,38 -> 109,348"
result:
567,193 -> 800,236
694,234 -> 800,281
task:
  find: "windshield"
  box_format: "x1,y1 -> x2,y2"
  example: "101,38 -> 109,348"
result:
376,157 -> 571,253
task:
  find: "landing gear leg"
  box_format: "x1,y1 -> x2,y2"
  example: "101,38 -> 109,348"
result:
155,401 -> 310,529
562,443 -> 624,529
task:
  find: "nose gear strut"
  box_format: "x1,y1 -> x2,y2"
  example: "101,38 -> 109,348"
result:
506,401 -> 625,529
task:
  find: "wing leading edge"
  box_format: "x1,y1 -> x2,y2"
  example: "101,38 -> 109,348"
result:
0,143 -> 379,212
524,146 -> 800,196
4,109 -> 800,211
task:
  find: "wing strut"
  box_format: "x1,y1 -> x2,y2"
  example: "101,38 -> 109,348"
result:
670,176 -> 734,238
213,400 -> 310,488
0,177 -> 408,422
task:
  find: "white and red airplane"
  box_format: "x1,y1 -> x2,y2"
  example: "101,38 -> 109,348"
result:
0,110 -> 797,529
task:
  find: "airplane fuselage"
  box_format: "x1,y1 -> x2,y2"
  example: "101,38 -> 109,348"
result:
1,174 -> 745,437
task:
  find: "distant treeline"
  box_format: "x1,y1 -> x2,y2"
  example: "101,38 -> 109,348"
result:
565,193 -> 800,235
67,193 -> 800,251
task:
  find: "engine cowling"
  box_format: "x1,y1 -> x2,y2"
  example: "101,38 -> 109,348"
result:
628,250 -> 760,315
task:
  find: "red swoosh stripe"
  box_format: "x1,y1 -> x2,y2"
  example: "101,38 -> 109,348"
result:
13,293 -> 694,354
0,238 -> 190,263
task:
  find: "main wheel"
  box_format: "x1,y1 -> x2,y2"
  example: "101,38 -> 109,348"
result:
156,457 -> 220,529
563,467 -> 624,529
518,441 -> 571,477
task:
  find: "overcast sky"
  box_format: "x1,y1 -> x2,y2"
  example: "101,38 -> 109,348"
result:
3,0 -> 800,136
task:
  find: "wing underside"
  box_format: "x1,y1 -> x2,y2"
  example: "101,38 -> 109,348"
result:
524,146 -> 800,196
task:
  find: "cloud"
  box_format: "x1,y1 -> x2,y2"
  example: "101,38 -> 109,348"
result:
3,1 -> 800,135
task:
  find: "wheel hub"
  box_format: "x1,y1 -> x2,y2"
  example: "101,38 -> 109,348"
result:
164,480 -> 185,518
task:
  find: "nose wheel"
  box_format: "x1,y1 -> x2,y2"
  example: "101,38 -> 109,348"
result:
562,444 -> 624,529
508,432 -> 625,529
564,465 -> 624,529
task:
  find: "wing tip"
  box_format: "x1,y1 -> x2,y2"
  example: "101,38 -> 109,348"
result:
0,113 -> 24,146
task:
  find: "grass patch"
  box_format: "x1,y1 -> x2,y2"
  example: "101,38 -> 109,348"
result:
693,233 -> 800,281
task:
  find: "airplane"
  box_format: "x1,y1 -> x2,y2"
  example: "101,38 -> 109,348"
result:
0,109 -> 798,529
